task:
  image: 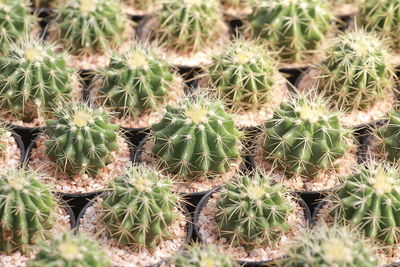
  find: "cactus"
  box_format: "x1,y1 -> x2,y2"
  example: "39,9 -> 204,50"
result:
248,0 -> 333,62
315,30 -> 395,112
97,44 -> 175,118
56,0 -> 130,55
262,94 -> 350,177
0,168 -> 57,254
0,38 -> 74,123
174,244 -> 238,267
151,96 -> 241,177
153,0 -> 225,54
208,39 -> 279,112
44,103 -> 119,177
377,110 -> 400,162
284,224 -> 382,267
330,161 -> 400,245
28,232 -> 111,267
100,165 -> 181,250
215,172 -> 293,248
219,0 -> 253,11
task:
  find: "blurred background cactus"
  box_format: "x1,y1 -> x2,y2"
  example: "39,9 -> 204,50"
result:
174,244 -> 238,267
122,0 -> 161,12
377,110 -> 400,162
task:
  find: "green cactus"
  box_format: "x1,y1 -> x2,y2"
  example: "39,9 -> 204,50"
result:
330,161 -> 400,245
174,244 -> 238,267
219,0 -> 253,11
215,172 -> 293,248
377,110 -> 400,162
262,95 -> 350,178
28,232 -> 111,267
315,30 -> 395,112
153,0 -> 225,54
101,165 -> 181,250
248,0 -> 333,62
0,168 -> 57,254
96,44 -> 175,118
56,0 -> 130,55
284,223 -> 382,267
44,103 -> 119,177
151,96 -> 242,177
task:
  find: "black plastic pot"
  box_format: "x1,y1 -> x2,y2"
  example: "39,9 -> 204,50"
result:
6,124 -> 44,150
8,131 -> 26,164
76,192 -> 194,267
311,200 -> 327,226
193,186 -> 312,266
63,203 -> 77,230
122,126 -> 150,149
279,66 -> 310,87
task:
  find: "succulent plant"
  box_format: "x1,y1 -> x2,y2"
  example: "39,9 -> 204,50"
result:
28,232 -> 111,267
0,38 -> 74,123
174,244 -> 238,267
377,110 -> 400,162
151,96 -> 241,177
56,0 -> 130,55
101,165 -> 181,250
153,0 -> 225,54
330,161 -> 400,245
262,94 -> 350,178
248,0 -> 333,62
44,103 -> 119,177
215,171 -> 293,248
97,44 -> 175,118
0,168 -> 57,254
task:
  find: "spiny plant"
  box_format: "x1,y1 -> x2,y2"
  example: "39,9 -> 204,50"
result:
0,38 -> 74,123
329,161 -> 400,245
28,232 -> 111,267
44,103 -> 119,177
151,96 -> 242,177
122,0 -> 160,11
0,168 -> 57,254
101,165 -> 181,250
262,94 -> 351,177
377,110 -> 400,162
315,30 -> 395,112
153,0 -> 225,54
219,0 -> 253,11
56,0 -> 130,55
248,0 -> 333,62
174,244 -> 238,267
207,38 -> 279,112
96,44 -> 175,118
215,171 -> 293,248
284,223 -> 382,267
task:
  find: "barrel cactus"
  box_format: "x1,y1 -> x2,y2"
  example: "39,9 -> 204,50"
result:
174,244 -> 238,267
101,165 -> 181,250
262,95 -> 350,177
44,103 -> 119,177
248,0 -> 333,62
377,110 -> 400,162
0,38 -> 74,123
215,172 -> 293,248
0,168 -> 57,254
151,96 -> 242,177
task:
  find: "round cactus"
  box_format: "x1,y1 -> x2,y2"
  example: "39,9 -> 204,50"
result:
44,103 -> 119,177
248,0 -> 333,62
28,232 -> 111,267
377,110 -> 400,162
262,95 -> 350,177
0,168 -> 57,254
0,38 -> 74,123
174,244 -> 238,267
56,0 -> 130,55
151,96 -> 242,177
215,172 -> 294,248
101,165 -> 181,250
315,30 -> 395,112
330,161 -> 400,245
97,44 -> 175,118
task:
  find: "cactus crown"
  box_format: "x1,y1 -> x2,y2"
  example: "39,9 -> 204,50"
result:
174,244 -> 238,267
262,94 -> 350,177
215,171 -> 294,248
97,44 -> 175,118
330,161 -> 400,244
101,165 -> 181,250
0,168 -> 57,254
0,38 -> 74,123
57,0 -> 130,54
377,110 -> 400,162
44,103 -> 119,177
151,96 -> 242,177
248,0 -> 333,62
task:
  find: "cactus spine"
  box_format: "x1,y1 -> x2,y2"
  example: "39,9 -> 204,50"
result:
377,111 -> 400,163
174,244 -> 238,267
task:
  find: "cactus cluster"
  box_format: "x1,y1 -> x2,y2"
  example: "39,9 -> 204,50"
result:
376,110 -> 400,162
215,172 -> 293,248
0,168 -> 57,254
174,244 -> 238,267
44,104 -> 119,177
151,96 -> 241,177
100,165 -> 181,250
248,0 -> 333,62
